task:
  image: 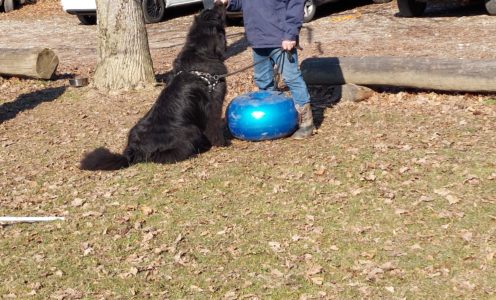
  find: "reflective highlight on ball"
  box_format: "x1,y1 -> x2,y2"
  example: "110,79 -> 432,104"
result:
226,91 -> 298,141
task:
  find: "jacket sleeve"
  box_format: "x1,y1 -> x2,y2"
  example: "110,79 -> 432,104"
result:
227,0 -> 242,12
283,0 -> 304,41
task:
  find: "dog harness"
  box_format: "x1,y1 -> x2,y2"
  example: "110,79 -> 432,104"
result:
175,70 -> 221,93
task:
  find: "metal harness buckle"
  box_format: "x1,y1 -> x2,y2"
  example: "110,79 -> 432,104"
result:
175,70 -> 220,93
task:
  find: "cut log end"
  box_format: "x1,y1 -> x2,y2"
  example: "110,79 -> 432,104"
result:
36,48 -> 60,79
0,48 -> 59,80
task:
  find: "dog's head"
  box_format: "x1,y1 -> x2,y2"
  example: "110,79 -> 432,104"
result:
186,3 -> 227,59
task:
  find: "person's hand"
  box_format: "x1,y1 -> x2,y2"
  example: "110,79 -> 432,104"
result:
215,0 -> 228,5
282,40 -> 296,51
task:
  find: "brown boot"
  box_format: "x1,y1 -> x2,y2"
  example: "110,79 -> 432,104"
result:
292,103 -> 315,139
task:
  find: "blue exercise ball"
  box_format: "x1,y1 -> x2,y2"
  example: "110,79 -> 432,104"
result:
226,91 -> 298,141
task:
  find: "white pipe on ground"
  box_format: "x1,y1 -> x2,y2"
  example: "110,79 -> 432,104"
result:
0,217 -> 66,223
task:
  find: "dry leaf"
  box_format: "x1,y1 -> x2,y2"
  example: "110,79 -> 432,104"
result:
487,251 -> 495,261
141,206 -> 154,216
174,251 -> 187,265
190,285 -> 204,292
380,261 -> 396,271
306,265 -> 323,276
271,268 -> 284,277
434,188 -> 450,197
383,192 -> 396,200
130,267 -> 139,276
291,235 -> 301,241
410,243 -> 423,250
446,195 -> 459,205
268,241 -> 283,252
314,166 -> 326,176
223,290 -> 237,300
82,243 -> 93,256
71,198 -> 85,207
418,195 -> 433,203
310,276 -> 324,285
351,188 -> 363,196
142,232 -> 155,242
364,172 -> 376,181
460,230 -> 473,242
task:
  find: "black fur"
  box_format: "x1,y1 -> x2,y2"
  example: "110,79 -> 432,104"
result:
80,4 -> 228,171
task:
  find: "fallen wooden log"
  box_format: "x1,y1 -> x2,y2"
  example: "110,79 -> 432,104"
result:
301,56 -> 496,93
0,48 -> 59,80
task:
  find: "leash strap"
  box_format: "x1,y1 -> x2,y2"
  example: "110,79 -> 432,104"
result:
216,56 -> 271,79
174,47 -> 301,92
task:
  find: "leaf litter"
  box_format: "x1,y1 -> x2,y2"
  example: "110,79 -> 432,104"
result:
1,0 -> 496,298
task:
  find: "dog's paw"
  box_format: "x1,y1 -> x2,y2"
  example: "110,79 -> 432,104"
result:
211,135 -> 229,147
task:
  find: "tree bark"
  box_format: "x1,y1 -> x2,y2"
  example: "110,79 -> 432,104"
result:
301,57 -> 496,93
93,0 -> 155,90
0,48 -> 58,80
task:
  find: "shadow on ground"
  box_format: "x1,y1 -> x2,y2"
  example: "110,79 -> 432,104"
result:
308,85 -> 343,129
226,34 -> 248,59
395,1 -> 489,18
0,86 -> 67,124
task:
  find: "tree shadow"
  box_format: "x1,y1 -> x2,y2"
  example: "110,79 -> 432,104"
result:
226,34 -> 248,59
0,86 -> 67,124
310,0 -> 380,22
308,85 -> 344,129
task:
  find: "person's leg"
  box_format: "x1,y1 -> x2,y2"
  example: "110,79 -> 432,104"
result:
252,48 -> 276,91
272,49 -> 310,107
271,49 -> 314,139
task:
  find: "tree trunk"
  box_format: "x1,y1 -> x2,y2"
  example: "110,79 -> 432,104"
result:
0,48 -> 58,79
301,56 -> 496,93
93,0 -> 155,90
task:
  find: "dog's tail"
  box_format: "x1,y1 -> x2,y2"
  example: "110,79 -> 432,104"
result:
79,147 -> 129,171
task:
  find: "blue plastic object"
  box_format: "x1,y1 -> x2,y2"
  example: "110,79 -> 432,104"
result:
226,91 -> 298,141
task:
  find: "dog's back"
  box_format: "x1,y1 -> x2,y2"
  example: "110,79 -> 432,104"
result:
79,4 -> 228,171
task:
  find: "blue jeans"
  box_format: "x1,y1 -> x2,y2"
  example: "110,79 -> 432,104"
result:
252,48 -> 310,107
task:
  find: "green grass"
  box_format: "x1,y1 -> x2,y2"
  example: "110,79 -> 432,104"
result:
483,98 -> 496,105
1,90 -> 495,299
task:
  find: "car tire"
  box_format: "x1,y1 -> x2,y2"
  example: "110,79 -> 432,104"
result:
303,0 -> 316,23
77,15 -> 97,25
142,0 -> 166,24
3,0 -> 14,12
486,0 -> 496,15
372,0 -> 392,3
397,0 -> 427,17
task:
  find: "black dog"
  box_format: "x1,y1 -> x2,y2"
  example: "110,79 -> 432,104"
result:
80,4 -> 228,171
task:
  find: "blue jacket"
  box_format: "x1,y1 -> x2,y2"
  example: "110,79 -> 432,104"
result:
228,0 -> 304,49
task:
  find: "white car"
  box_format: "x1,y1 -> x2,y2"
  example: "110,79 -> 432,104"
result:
61,0 -> 203,25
